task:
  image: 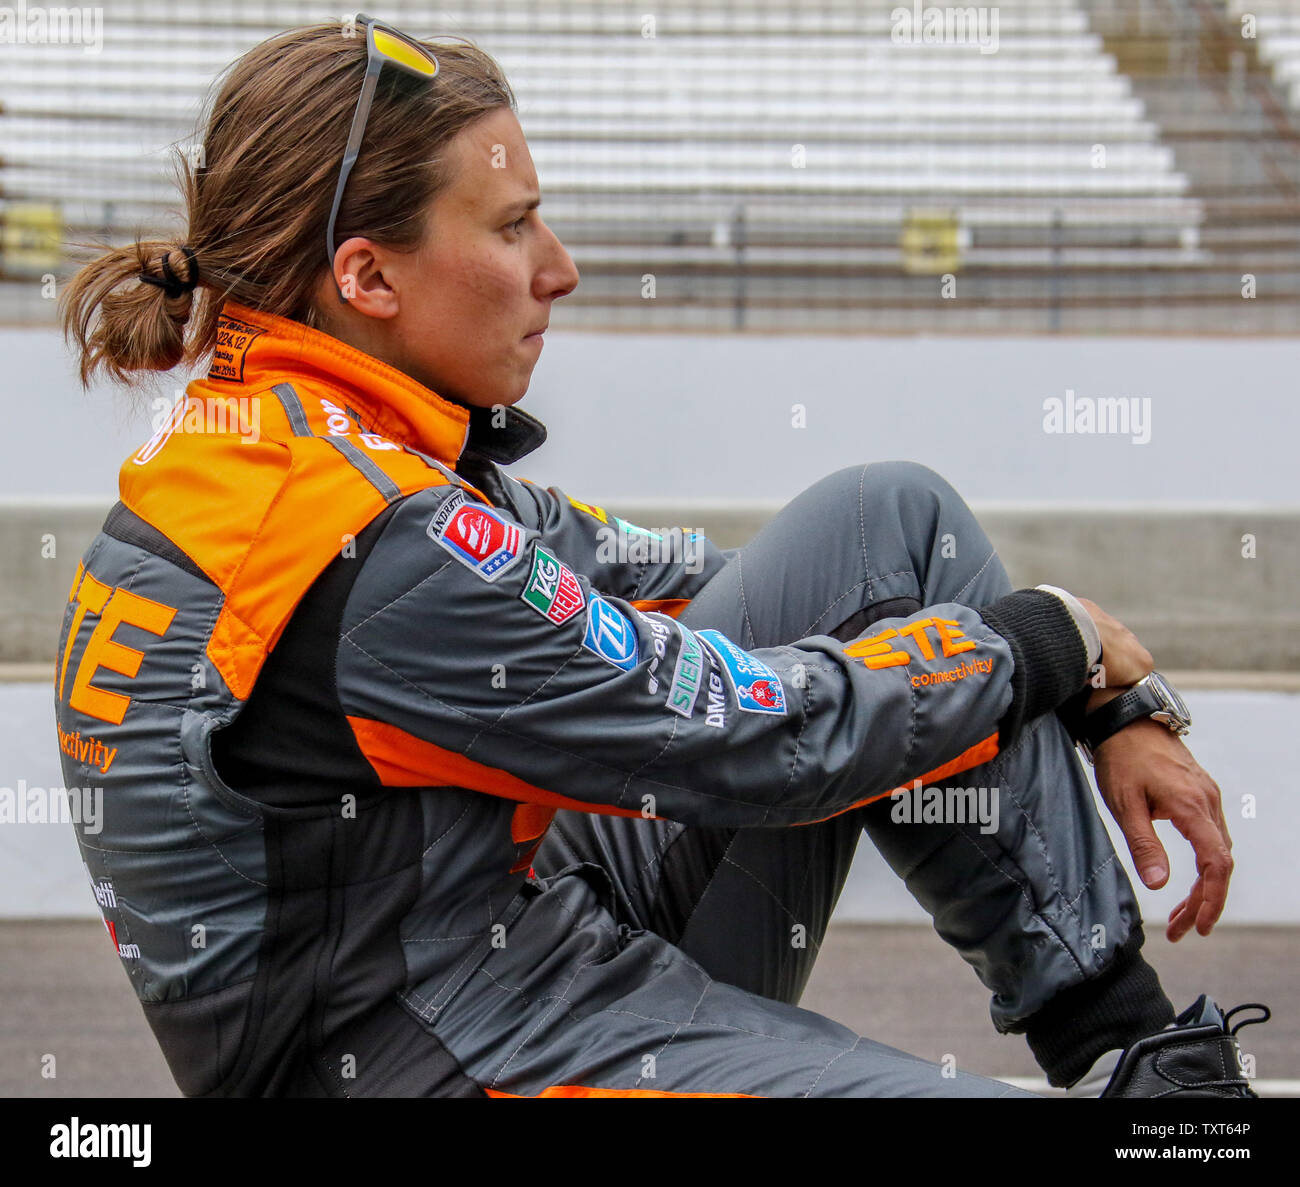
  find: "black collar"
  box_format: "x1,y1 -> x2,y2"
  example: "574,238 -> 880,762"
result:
462,404 -> 549,465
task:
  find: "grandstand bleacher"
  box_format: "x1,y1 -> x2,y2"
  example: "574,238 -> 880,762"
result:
0,0 -> 1298,330
1228,0 -> 1300,109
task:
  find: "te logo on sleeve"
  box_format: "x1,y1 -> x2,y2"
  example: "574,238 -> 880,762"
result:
842,617 -> 976,669
696,629 -> 786,715
521,545 -> 585,625
428,490 -> 524,582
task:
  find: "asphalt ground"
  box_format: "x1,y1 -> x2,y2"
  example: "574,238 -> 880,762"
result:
1,920 -> 1293,1098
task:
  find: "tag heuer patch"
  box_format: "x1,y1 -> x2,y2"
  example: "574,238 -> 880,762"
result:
521,545 -> 586,625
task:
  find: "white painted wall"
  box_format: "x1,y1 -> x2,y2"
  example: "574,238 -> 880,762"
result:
4,328 -> 1299,506
4,681 -> 1297,923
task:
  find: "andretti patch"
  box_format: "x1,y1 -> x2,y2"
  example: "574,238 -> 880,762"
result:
696,629 -> 786,715
427,490 -> 524,582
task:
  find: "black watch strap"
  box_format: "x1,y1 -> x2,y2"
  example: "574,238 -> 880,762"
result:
1081,683 -> 1161,755
1079,673 -> 1190,762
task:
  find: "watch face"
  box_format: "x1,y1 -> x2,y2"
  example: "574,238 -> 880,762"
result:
1148,673 -> 1191,727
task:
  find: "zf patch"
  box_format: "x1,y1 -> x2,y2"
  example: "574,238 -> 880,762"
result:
521,545 -> 585,625
582,595 -> 639,671
697,629 -> 787,715
427,490 -> 524,582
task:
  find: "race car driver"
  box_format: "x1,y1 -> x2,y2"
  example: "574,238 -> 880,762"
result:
52,17 -> 1264,1097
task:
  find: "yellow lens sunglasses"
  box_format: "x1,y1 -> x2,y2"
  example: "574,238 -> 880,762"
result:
326,13 -> 439,299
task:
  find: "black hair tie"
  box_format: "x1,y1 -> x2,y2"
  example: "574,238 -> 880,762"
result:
139,245 -> 200,298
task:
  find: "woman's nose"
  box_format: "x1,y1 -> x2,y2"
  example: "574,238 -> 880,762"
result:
540,221 -> 580,299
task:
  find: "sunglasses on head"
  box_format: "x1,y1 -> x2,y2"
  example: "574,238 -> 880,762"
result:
326,13 -> 440,300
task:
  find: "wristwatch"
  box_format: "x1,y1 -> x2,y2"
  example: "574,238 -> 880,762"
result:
1079,672 -> 1192,764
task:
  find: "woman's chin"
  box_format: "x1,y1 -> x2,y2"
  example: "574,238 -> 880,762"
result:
450,385 -> 528,411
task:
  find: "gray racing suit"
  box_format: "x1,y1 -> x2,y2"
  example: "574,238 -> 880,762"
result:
51,300 -> 1148,1097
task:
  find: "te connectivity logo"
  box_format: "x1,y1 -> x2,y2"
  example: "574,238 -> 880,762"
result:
57,562 -> 178,725
842,616 -> 992,688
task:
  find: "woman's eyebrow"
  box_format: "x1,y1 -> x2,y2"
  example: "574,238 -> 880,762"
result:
496,194 -> 542,219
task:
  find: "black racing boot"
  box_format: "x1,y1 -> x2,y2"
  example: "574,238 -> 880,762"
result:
1070,995 -> 1270,1098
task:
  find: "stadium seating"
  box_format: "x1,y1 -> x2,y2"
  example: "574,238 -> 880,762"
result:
1225,0 -> 1300,110
2,0 -> 1296,329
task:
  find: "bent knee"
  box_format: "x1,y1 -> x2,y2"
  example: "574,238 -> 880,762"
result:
832,460 -> 967,510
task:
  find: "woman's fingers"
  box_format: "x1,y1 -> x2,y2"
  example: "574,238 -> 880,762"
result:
1075,597 -> 1155,688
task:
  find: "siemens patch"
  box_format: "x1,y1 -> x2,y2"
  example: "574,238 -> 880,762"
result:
697,629 -> 787,715
666,622 -> 705,718
582,596 -> 639,672
427,491 -> 524,582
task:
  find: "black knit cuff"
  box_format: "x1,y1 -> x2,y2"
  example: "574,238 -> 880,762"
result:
1055,685 -> 1094,744
1018,925 -> 1176,1087
978,588 -> 1090,749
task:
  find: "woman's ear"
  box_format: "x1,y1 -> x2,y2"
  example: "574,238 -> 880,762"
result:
330,237 -> 401,318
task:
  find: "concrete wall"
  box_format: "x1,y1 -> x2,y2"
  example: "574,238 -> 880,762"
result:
5,677 -> 1297,922
6,327 -> 1300,506
5,327 -> 1298,666
0,501 -> 119,666
5,500 -> 1297,669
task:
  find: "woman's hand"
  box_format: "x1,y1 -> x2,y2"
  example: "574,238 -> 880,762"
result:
1075,596 -> 1154,691
1091,719 -> 1234,941
1066,599 -> 1230,938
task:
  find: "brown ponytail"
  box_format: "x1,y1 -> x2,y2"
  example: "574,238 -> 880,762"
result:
61,239 -> 201,388
60,21 -> 514,390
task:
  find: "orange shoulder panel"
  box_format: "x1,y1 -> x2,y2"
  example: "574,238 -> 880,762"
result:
115,301 -> 510,703
119,390 -> 463,701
